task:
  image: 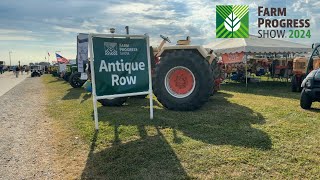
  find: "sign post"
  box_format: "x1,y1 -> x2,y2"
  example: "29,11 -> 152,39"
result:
89,34 -> 153,130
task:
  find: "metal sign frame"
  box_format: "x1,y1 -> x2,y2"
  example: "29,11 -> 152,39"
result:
88,33 -> 154,130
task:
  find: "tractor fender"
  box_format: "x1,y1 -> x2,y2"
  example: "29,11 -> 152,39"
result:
157,45 -> 215,59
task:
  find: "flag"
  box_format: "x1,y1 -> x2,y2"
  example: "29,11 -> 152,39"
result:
55,53 -> 69,64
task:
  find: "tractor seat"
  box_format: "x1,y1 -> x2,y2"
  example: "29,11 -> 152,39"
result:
177,36 -> 191,45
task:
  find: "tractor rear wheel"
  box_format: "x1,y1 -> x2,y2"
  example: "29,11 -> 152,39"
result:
69,72 -> 86,88
98,98 -> 128,106
154,50 -> 213,111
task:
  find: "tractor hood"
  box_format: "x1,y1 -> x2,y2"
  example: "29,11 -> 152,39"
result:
157,45 -> 213,58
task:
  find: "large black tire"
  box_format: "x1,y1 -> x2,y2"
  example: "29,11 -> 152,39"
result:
69,72 -> 86,88
131,95 -> 147,99
154,50 -> 214,111
291,75 -> 298,92
300,89 -> 312,109
31,72 -> 39,77
98,98 -> 128,106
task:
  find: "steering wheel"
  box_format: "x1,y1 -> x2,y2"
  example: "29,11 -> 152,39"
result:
160,35 -> 171,43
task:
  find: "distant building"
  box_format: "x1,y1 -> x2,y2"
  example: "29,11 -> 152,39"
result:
39,62 -> 50,67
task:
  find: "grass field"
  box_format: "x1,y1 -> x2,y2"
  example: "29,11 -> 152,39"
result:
43,75 -> 320,179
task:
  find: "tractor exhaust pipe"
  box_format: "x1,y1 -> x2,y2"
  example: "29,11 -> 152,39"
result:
125,26 -> 129,35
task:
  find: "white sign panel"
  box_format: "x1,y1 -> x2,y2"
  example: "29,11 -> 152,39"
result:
77,33 -> 88,73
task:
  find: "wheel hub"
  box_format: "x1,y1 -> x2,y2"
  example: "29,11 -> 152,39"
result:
165,66 -> 195,98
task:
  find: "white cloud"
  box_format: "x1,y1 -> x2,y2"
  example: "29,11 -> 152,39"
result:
0,29 -> 33,34
0,35 -> 38,41
53,25 -> 98,34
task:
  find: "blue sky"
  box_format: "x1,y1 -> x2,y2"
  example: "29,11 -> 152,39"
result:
0,0 -> 318,65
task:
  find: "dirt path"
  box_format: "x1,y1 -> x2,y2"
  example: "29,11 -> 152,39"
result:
0,77 -> 59,179
0,71 -> 29,97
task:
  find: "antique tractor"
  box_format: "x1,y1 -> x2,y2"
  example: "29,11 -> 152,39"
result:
99,35 -> 221,110
291,57 -> 307,92
30,65 -> 44,77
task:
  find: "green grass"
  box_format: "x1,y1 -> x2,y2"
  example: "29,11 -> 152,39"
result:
43,75 -> 320,179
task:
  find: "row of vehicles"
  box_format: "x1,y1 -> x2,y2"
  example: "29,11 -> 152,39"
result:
50,33 -> 320,111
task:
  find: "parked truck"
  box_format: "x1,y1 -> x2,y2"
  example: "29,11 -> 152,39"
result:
300,43 -> 320,109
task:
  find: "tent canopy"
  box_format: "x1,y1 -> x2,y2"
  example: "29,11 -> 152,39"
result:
210,35 -> 312,54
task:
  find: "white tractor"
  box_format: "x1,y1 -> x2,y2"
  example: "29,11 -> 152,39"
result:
98,35 -> 221,110
152,35 -> 219,110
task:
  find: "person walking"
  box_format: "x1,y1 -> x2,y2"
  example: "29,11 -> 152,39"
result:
15,66 -> 20,78
0,65 -> 3,74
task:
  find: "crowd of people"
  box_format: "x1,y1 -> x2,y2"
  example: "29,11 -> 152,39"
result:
0,65 -> 30,78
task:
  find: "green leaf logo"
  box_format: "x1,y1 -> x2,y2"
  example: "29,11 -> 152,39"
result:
224,13 -> 241,32
216,5 -> 249,38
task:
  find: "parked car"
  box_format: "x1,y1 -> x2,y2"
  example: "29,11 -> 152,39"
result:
300,68 -> 320,109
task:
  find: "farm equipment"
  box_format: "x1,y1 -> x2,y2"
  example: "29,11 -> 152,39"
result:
48,65 -> 59,77
62,64 -> 77,81
30,65 -> 44,77
300,43 -> 320,109
96,35 -> 220,110
291,57 -> 307,92
152,35 -> 218,110
292,43 -> 320,92
306,43 -> 320,73
68,63 -> 87,88
300,68 -> 320,109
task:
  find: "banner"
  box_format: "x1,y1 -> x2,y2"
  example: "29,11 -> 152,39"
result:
77,33 -> 88,73
92,37 -> 150,96
222,52 -> 245,64
89,34 -> 153,130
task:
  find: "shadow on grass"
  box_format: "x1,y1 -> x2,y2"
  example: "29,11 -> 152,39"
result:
47,77 -> 68,84
222,81 -> 300,100
81,93 -> 92,104
307,107 -> 320,112
62,88 -> 84,100
81,92 -> 271,179
81,128 -> 189,179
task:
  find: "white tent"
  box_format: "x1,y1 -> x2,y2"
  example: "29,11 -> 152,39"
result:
211,35 -> 311,54
209,35 -> 312,88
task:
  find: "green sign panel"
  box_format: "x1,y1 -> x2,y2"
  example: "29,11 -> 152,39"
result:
92,37 -> 149,96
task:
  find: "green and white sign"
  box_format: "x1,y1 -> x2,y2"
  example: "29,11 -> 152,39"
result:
216,5 -> 249,38
89,34 -> 153,130
92,37 -> 149,96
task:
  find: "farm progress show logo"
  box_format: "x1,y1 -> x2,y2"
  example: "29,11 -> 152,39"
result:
216,5 -> 249,38
216,4 -> 311,39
